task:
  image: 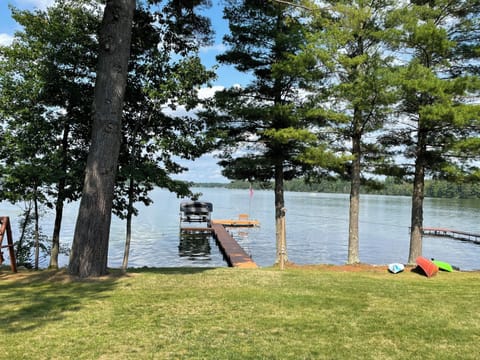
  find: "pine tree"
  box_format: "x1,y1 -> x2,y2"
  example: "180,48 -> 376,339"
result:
299,0 -> 398,264
381,0 -> 480,263
204,0 -> 329,264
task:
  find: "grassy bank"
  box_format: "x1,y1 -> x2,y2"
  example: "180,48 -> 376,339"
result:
1,267 -> 479,359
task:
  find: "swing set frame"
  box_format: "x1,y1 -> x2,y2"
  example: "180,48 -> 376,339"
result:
0,216 -> 17,273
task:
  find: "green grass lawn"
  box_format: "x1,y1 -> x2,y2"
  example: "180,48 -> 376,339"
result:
1,267 -> 479,359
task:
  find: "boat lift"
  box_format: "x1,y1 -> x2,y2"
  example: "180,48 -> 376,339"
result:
178,201 -> 258,268
179,201 -> 213,230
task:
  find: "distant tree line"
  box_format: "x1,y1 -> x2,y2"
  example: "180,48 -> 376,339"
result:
196,178 -> 480,199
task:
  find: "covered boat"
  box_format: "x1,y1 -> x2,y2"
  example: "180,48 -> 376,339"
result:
180,201 -> 213,226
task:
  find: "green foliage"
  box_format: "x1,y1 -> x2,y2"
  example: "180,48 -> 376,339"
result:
205,0 -> 332,183
300,0 -> 399,172
0,0 -> 216,218
297,0 -> 402,262
0,0 -> 103,268
205,0 -> 331,262
113,2 -> 216,220
150,0 -> 214,53
1,0 -> 216,270
0,0 -> 99,206
381,0 -> 480,182
296,145 -> 350,170
376,0 -> 480,262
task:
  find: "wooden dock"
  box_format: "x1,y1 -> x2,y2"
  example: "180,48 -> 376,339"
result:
179,222 -> 258,268
422,227 -> 480,244
210,223 -> 257,268
211,219 -> 260,227
211,214 -> 260,228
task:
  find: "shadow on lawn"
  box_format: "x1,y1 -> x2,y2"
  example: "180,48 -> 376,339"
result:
0,269 -> 120,333
126,266 -> 217,275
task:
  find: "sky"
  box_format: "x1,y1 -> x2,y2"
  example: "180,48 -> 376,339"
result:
0,0 -> 247,183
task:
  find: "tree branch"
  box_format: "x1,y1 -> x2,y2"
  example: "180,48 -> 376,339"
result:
269,0 -> 312,11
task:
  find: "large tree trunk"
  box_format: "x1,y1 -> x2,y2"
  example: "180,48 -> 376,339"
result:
408,130 -> 426,264
348,126 -> 362,264
274,161 -> 287,265
69,0 -> 136,277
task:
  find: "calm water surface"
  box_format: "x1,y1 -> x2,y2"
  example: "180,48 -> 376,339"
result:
1,187 -> 479,270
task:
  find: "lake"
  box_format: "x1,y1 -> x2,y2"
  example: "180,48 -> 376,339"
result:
1,187 -> 479,270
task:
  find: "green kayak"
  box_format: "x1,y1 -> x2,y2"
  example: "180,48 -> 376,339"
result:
432,260 -> 454,272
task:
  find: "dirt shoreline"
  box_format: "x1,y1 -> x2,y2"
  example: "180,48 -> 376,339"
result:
285,262 -> 394,272
2,262 -> 478,281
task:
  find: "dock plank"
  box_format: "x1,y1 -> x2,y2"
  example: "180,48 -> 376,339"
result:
211,223 -> 257,268
211,219 -> 260,227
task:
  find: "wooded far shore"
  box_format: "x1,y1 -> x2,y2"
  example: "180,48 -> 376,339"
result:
195,178 -> 480,199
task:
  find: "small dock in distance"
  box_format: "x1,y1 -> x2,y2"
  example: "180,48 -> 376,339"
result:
422,227 -> 480,244
211,217 -> 260,228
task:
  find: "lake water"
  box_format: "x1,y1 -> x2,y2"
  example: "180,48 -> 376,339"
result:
1,187 -> 479,270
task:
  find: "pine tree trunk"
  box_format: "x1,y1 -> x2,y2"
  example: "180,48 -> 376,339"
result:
274,161 -> 287,265
408,131 -> 426,264
348,129 -> 362,264
69,0 -> 135,277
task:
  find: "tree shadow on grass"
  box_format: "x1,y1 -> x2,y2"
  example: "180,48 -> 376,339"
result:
126,266 -> 218,275
0,269 -> 121,333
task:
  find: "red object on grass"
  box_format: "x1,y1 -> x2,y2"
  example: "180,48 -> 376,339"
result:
416,256 -> 439,277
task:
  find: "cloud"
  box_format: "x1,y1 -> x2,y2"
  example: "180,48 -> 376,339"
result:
198,85 -> 224,100
0,33 -> 13,46
15,0 -> 54,9
157,86 -> 223,117
175,153 -> 228,183
200,43 -> 227,54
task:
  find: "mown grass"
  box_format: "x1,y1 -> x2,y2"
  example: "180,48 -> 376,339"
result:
1,267 -> 479,359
